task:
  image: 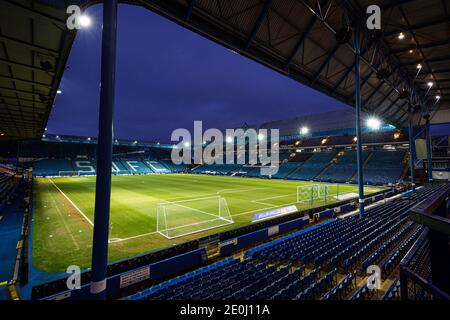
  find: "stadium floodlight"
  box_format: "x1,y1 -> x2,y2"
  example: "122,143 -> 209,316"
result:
300,126 -> 309,135
367,117 -> 382,130
79,15 -> 92,28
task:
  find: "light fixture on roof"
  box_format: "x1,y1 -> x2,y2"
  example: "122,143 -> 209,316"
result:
366,117 -> 382,130
426,82 -> 434,95
398,32 -> 405,40
79,15 -> 92,28
300,126 -> 309,135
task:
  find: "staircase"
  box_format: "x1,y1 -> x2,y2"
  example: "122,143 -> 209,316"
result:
199,235 -> 221,260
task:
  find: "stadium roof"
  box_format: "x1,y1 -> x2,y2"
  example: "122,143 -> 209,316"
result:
1,0 -> 449,140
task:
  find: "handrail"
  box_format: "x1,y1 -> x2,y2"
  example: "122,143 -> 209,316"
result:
409,184 -> 450,235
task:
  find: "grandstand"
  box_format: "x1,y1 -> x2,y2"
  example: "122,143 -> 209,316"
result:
0,0 -> 449,306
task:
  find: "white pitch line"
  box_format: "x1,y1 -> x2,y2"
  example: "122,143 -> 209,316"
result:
108,231 -> 158,243
48,178 -> 94,227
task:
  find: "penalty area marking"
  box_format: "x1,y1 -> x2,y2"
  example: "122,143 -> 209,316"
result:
48,178 -> 94,227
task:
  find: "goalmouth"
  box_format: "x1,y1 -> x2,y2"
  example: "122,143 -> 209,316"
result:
157,196 -> 234,239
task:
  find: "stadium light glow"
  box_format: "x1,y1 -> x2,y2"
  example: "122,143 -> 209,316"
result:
416,64 -> 422,70
258,133 -> 264,141
79,15 -> 92,28
398,32 -> 405,40
87,137 -> 91,141
56,90 -> 62,94
436,95 -> 441,100
367,117 -> 382,130
300,127 -> 309,135
427,82 -> 433,87
0,133 -> 4,136
184,141 -> 190,147
226,136 -> 233,143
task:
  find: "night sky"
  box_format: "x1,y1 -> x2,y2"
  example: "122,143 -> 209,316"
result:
47,4 -> 351,143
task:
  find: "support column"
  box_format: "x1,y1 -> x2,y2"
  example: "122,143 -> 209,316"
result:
424,114 -> 433,184
408,105 -> 416,192
354,24 -> 365,218
90,0 -> 118,300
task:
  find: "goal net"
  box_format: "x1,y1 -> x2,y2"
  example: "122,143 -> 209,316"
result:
297,185 -> 332,205
157,196 -> 234,239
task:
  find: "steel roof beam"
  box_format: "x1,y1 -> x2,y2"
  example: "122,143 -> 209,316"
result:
380,95 -> 401,117
185,0 -> 196,22
284,6 -> 319,69
384,17 -> 449,37
311,42 -> 341,85
390,39 -> 450,54
245,0 -> 272,51
0,86 -> 47,97
0,34 -> 59,57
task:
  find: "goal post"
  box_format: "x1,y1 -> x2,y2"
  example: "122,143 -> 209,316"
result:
297,184 -> 334,205
157,196 -> 234,239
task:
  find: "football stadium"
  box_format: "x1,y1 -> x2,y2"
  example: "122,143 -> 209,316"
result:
0,0 -> 450,308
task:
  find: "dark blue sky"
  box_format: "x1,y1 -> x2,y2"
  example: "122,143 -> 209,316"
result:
46,4 -> 350,143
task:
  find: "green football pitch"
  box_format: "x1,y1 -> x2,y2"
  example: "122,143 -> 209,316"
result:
32,174 -> 384,272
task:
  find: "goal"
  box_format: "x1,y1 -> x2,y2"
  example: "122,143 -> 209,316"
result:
297,185 -> 332,205
157,196 -> 234,239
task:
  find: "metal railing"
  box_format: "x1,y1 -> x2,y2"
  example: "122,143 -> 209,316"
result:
400,184 -> 450,300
